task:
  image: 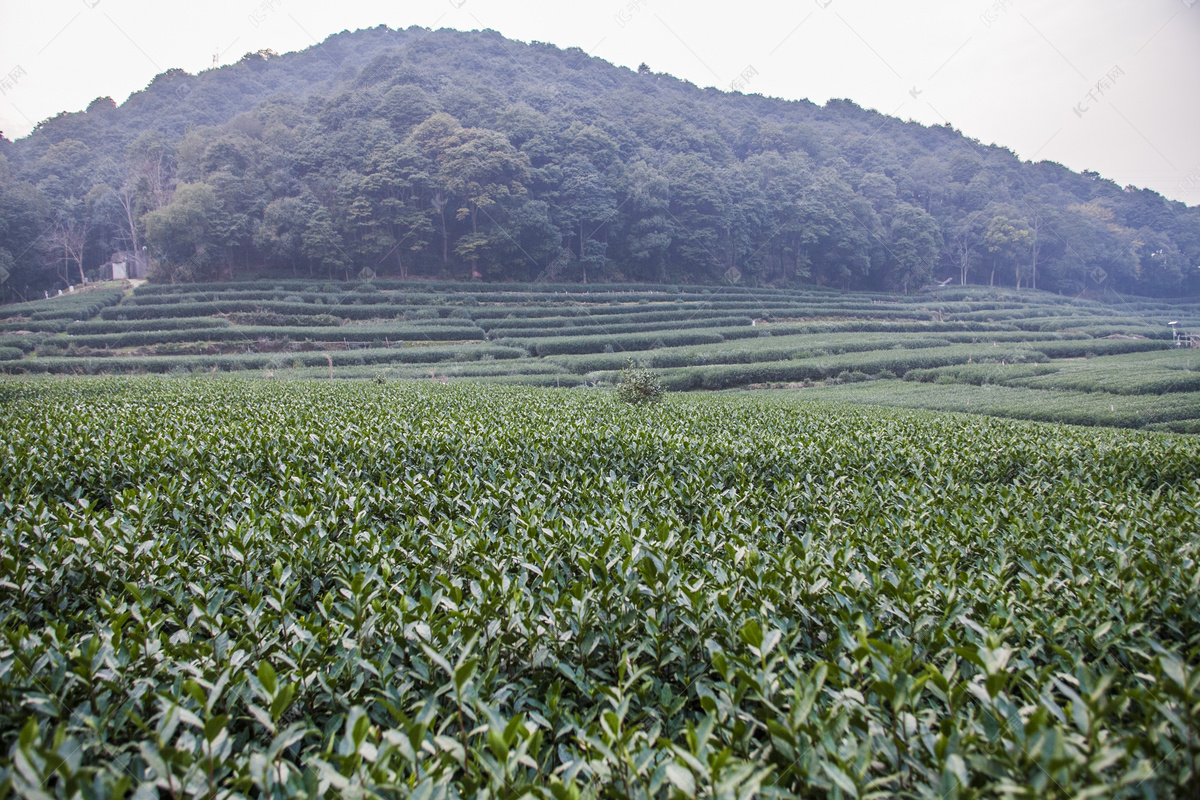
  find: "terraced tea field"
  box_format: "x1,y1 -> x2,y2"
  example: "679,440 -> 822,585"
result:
2,279 -> 1199,430
1,379 -> 1198,798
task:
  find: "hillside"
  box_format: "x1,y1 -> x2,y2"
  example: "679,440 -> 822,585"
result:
2,279 -> 1199,431
2,25 -> 1199,301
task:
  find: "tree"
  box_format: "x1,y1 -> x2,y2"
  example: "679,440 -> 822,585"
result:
0,155 -> 52,298
114,179 -> 143,260
945,208 -> 988,285
558,155 -> 616,283
47,213 -> 87,287
407,113 -> 465,267
302,199 -> 348,280
144,182 -> 219,272
440,127 -> 530,277
374,85 -> 439,135
357,144 -> 436,278
125,132 -> 175,213
984,213 -> 1033,288
664,155 -> 724,282
255,196 -> 308,275
887,204 -> 942,293
3,24 -> 1199,298
616,160 -> 672,282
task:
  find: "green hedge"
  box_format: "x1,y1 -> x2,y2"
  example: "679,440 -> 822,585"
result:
903,363 -> 1060,385
99,301 -> 413,321
0,344 -> 526,375
471,303 -> 692,321
66,317 -> 233,334
0,334 -> 55,354
0,320 -> 68,333
480,308 -> 731,329
125,290 -> 407,307
548,333 -> 960,374
495,316 -> 752,339
1029,339 -> 1171,358
64,324 -> 484,349
527,328 -> 733,356
638,345 -> 1050,391
0,346 -> 22,361
0,289 -> 124,321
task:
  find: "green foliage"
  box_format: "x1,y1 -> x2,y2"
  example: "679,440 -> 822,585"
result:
0,344 -> 525,374
3,281 -> 1199,431
803,379 -> 1200,428
616,359 -> 665,404
4,27 -> 1200,296
491,316 -> 753,339
0,379 -> 1198,799
66,317 -> 232,334
0,289 -> 124,321
63,323 -> 484,350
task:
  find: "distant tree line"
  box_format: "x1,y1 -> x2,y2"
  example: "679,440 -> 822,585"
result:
1,25 -> 1197,299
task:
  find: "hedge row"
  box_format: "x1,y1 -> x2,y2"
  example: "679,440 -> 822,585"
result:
526,324 -> 1047,359
0,320 -> 68,333
262,359 -> 567,381
1009,316 -> 1162,332
495,316 -> 753,340
0,344 -> 526,375
0,334 -> 53,353
130,279 -> 849,298
548,333 -> 962,374
639,345 -> 1050,391
524,328 -> 732,356
469,303 -> 696,321
1029,339 -> 1171,357
731,320 -> 1013,337
62,324 -> 485,349
903,363 -> 1061,385
66,317 -> 233,334
1061,326 -> 1174,340
467,373 -> 589,387
99,301 -> 415,321
477,303 -> 941,327
0,289 -> 125,321
479,308 -> 734,329
123,290 -> 410,307
1013,370 -> 1200,396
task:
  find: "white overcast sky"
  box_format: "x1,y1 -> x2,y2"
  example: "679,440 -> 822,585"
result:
1,0 -> 1197,204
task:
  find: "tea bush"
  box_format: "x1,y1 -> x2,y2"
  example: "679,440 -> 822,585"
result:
616,360 -> 666,404
1,379 -> 1198,798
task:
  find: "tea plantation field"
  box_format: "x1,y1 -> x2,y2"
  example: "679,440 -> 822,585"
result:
2,379 -> 1198,799
2,279 -> 1199,430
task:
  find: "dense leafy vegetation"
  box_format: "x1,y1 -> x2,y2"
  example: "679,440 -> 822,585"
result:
2,280 -> 1199,429
1,379 -> 1198,798
616,359 -> 664,405
3,26 -> 1199,301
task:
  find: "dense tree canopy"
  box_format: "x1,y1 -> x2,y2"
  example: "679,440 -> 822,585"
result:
1,24 -> 1198,299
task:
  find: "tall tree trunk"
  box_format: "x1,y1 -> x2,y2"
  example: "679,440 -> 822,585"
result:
471,206 -> 480,279
441,208 -> 448,264
1030,234 -> 1040,291
580,221 -> 587,284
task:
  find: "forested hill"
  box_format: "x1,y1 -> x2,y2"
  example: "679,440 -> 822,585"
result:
3,24 -> 1199,299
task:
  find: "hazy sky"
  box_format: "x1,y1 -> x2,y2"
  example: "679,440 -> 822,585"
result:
1,0 -> 1197,204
